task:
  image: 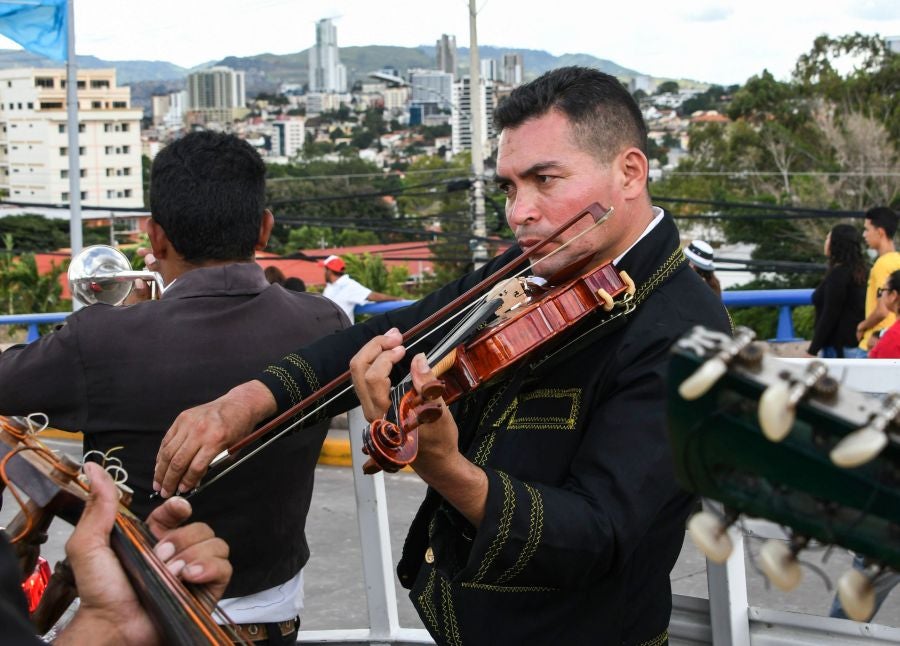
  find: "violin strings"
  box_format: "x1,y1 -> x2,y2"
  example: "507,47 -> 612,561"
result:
195,208 -> 615,494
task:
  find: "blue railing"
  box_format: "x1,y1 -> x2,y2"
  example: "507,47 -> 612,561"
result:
0,312 -> 69,343
721,288 -> 813,341
0,291 -> 814,345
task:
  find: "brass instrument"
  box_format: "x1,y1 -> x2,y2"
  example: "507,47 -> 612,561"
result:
67,245 -> 164,306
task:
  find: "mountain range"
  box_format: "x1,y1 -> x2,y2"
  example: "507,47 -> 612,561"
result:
0,44 -> 645,110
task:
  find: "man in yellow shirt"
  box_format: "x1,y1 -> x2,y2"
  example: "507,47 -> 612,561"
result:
856,206 -> 900,352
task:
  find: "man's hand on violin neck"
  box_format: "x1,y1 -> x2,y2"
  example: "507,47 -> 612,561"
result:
153,380 -> 277,498
350,327 -> 407,421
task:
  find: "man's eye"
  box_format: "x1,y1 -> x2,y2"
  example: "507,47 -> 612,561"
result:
497,183 -> 512,194
537,175 -> 553,184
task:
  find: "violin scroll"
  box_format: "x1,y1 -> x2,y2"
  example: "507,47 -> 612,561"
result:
361,379 -> 447,474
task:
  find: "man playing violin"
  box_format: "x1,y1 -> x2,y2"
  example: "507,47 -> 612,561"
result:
0,132 -> 348,643
1,462 -> 231,645
154,67 -> 731,645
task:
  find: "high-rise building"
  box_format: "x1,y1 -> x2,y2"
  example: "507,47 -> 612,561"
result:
408,69 -> 454,112
0,68 -> 142,207
151,90 -> 186,128
500,53 -> 524,86
272,118 -> 306,159
481,59 -> 498,82
186,67 -> 247,126
451,76 -> 495,155
309,18 -> 347,93
436,34 -> 458,78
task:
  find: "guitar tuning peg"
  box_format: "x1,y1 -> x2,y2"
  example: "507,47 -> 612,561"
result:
678,327 -> 758,401
837,567 -> 876,622
687,510 -> 734,564
759,538 -> 804,591
830,393 -> 900,469
758,361 -> 831,442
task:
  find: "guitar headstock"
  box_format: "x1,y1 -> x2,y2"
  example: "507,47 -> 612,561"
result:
668,326 -> 900,621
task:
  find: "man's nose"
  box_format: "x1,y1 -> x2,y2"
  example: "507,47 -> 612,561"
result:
506,192 -> 540,227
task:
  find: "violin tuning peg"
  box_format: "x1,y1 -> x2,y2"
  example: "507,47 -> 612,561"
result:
759,381 -> 795,442
596,288 -> 614,312
830,426 -> 889,469
679,357 -> 727,401
759,539 -> 803,591
837,567 -> 876,622
687,511 -> 734,564
618,270 -> 635,296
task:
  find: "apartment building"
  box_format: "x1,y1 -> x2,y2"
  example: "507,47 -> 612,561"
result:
186,66 -> 248,126
0,68 -> 143,208
451,76 -> 496,155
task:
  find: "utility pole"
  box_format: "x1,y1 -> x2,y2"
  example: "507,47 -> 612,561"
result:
468,0 -> 488,270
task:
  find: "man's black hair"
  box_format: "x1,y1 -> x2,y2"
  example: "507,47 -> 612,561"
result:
149,131 -> 267,262
493,66 -> 648,162
865,206 -> 899,239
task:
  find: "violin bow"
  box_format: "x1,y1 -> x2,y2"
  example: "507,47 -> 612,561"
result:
188,203 -> 614,496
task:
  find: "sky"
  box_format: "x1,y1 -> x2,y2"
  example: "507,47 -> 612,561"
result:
1,0 -> 899,85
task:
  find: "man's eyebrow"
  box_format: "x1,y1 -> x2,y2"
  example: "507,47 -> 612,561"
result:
495,161 -> 565,185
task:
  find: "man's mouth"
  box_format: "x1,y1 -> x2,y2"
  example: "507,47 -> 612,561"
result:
517,237 -> 543,250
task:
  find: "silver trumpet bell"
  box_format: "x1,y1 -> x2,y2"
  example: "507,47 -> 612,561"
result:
68,245 -> 164,306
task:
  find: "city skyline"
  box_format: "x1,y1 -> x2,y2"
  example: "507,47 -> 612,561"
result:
0,0 -> 895,86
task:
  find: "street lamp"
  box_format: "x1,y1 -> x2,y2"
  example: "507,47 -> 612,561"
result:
369,70 -> 489,269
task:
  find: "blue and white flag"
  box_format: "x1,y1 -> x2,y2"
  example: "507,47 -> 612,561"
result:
0,0 -> 68,62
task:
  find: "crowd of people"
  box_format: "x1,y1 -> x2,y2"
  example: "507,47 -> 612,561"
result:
810,207 -> 900,360
0,65 -> 896,644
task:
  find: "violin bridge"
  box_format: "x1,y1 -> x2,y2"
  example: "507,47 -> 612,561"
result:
485,277 -> 531,320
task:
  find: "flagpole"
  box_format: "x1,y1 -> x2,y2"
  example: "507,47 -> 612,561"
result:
64,0 -> 81,310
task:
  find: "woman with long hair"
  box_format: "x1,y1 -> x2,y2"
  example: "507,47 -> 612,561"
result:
808,223 -> 867,358
868,269 -> 900,358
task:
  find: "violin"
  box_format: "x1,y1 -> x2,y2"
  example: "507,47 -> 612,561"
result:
0,415 -> 240,644
196,203 -> 628,490
361,256 -> 635,473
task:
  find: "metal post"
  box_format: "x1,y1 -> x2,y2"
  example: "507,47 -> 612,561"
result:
704,500 -> 751,646
467,0 -> 488,270
65,0 -> 83,310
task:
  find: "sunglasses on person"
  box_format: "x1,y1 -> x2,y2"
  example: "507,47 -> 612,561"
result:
877,287 -> 895,297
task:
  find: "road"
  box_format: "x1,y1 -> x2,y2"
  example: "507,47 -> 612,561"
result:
2,438 -> 898,636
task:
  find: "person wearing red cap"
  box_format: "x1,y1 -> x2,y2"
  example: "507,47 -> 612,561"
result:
320,254 -> 400,323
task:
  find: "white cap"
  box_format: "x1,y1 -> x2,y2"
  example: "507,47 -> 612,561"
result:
684,240 -> 715,271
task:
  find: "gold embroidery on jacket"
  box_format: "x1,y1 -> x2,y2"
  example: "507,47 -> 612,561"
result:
262,365 -> 301,405
472,470 -> 515,583
494,388 -> 582,431
496,481 -> 543,584
416,568 -> 440,635
440,576 -> 462,646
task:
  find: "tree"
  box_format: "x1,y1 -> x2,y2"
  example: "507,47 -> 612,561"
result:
655,80 -> 679,95
0,235 -> 69,336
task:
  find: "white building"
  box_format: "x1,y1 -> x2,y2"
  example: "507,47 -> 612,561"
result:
408,69 -> 454,111
272,118 -> 306,159
186,66 -> 247,126
0,68 -> 142,208
305,92 -> 351,115
151,90 -> 186,129
451,76 -> 496,155
481,59 -> 498,82
309,18 -> 347,93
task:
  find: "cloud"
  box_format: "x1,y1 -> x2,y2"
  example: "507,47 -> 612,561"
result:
681,6 -> 734,22
848,0 -> 900,21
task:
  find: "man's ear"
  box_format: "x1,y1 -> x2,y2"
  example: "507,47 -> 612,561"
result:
618,147 -> 649,199
256,209 -> 275,251
146,218 -> 170,259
